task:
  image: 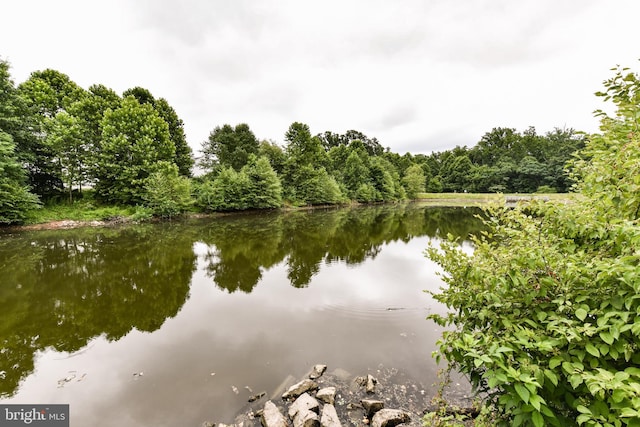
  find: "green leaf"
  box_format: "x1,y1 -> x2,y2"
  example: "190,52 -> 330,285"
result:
620,407 -> 638,418
600,331 -> 614,345
515,383 -> 530,403
549,357 -> 563,369
576,307 -> 588,321
544,369 -> 559,386
586,343 -> 600,357
576,405 -> 591,414
531,411 -> 544,427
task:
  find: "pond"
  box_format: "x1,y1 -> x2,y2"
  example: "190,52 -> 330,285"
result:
0,203 -> 484,426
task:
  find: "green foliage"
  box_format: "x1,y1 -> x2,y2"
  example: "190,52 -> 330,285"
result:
45,111 -> 86,202
427,64 -> 640,427
403,164 -> 426,199
95,96 -> 175,205
195,167 -> 249,212
16,69 -> 87,197
0,132 -> 41,224
241,155 -> 283,209
200,123 -> 259,172
143,162 -> 193,218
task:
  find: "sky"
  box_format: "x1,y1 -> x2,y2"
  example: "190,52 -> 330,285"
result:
2,0 -> 640,156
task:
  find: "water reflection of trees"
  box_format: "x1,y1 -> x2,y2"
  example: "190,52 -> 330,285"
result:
0,204 -> 482,397
0,225 -> 196,397
197,204 -> 484,292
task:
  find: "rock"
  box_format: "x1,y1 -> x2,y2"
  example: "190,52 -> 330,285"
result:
282,379 -> 319,400
366,375 -> 377,394
320,404 -> 342,427
291,410 -> 319,427
202,422 -> 215,427
316,387 -> 336,405
370,409 -> 410,427
288,393 -> 320,418
261,401 -> 288,427
361,399 -> 384,418
309,364 -> 327,380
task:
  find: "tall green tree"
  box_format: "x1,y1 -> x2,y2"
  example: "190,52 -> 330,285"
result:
123,87 -> 194,176
45,112 -> 85,202
200,123 -> 259,173
67,84 -> 122,185
95,96 -> 175,204
17,69 -> 86,196
402,164 -> 426,199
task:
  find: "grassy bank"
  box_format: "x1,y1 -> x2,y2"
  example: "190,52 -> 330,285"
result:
25,197 -> 153,225
17,192 -> 576,227
415,192 -> 576,206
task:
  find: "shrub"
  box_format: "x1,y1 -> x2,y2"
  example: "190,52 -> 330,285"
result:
427,65 -> 640,427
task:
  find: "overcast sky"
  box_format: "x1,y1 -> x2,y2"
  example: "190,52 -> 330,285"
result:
2,0 -> 639,156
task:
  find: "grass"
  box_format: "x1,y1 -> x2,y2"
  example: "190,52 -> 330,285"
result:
415,192 -> 576,206
25,192 -> 151,224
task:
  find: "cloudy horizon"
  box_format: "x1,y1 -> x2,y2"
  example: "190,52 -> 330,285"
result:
2,0 -> 639,157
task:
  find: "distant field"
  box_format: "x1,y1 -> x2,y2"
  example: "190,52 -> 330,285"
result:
414,192 -> 576,206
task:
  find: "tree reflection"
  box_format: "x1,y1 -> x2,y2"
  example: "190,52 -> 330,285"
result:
196,204 -> 485,292
0,204 -> 483,397
0,225 -> 196,397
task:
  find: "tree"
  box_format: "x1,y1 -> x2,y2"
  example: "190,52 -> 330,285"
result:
343,151 -> 370,198
95,96 -> 175,204
143,162 -> 193,218
0,132 -> 40,224
402,164 -> 425,199
17,69 -> 86,196
68,84 -> 122,186
427,64 -> 640,427
195,167 -> 249,212
241,156 -> 283,209
123,87 -> 194,176
258,140 -> 286,175
154,98 -> 194,176
440,154 -> 474,192
200,123 -> 259,173
45,112 -> 85,202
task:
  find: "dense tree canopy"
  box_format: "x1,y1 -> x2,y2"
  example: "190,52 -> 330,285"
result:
0,57 -> 591,222
95,96 -> 175,204
200,123 -> 259,173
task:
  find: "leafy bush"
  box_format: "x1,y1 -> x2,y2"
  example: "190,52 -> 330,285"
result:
143,162 -> 193,218
427,65 -> 640,427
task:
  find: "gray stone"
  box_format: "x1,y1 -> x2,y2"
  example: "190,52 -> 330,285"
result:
292,410 -> 319,427
309,364 -> 327,380
370,409 -> 410,427
282,379 -> 319,400
316,387 -> 336,405
320,404 -> 342,427
288,393 -> 320,419
366,375 -> 377,394
361,399 -> 384,418
261,401 -> 288,427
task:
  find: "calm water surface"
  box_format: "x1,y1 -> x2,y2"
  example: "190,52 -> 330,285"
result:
0,204 -> 483,426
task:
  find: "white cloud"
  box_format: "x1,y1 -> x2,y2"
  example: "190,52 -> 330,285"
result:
2,0 -> 640,154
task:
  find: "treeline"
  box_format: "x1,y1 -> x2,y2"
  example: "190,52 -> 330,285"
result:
0,58 -> 584,224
